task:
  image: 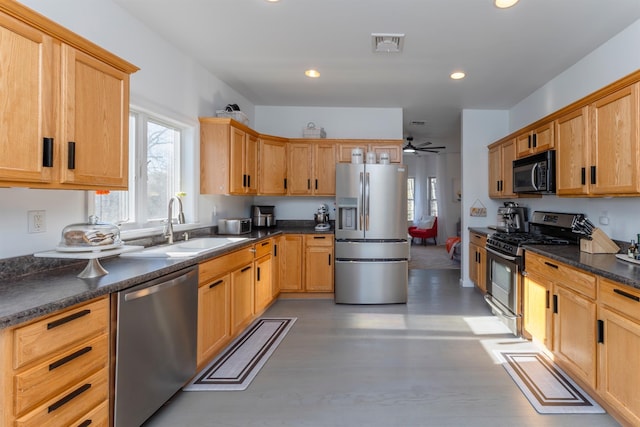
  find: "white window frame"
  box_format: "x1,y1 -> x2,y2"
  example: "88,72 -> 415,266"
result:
407,177 -> 415,221
427,176 -> 438,217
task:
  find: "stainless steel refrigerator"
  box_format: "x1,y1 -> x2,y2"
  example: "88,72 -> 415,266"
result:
335,163 -> 409,304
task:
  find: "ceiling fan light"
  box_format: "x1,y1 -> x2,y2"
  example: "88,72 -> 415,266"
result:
403,147 -> 415,153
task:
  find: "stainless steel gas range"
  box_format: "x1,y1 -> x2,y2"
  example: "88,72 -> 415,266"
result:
484,211 -> 584,336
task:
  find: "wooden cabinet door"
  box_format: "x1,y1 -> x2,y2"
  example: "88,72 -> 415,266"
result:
515,131 -> 533,158
287,143 -> 313,195
59,45 -> 129,188
370,143 -> 402,163
231,263 -> 254,334
304,236 -> 334,292
468,242 -> 486,292
254,254 -> 272,313
556,107 -> 589,195
488,145 -> 502,198
0,14 -> 55,184
553,284 -> 597,388
533,122 -> 554,153
229,126 -> 246,194
590,83 -> 640,195
258,136 -> 287,195
272,235 -> 283,297
313,142 -> 336,195
500,139 -> 517,197
598,306 -> 640,425
280,235 -> 303,291
197,274 -> 230,367
245,132 -> 258,194
523,274 -> 552,348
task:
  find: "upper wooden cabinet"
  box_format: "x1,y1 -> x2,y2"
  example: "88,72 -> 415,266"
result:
515,122 -> 554,159
258,135 -> 288,195
555,106 -> 590,196
488,139 -> 517,198
0,2 -> 137,189
200,118 -> 259,195
287,141 -> 336,196
337,140 -> 403,163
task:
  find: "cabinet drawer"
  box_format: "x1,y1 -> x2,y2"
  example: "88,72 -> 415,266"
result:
13,297 -> 109,369
525,252 -> 596,299
255,239 -> 272,258
305,234 -> 333,247
72,399 -> 109,427
469,232 -> 486,246
199,247 -> 254,284
599,278 -> 640,322
14,334 -> 108,416
15,367 -> 108,427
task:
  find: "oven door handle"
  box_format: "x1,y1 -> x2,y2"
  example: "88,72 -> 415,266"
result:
485,247 -> 518,262
484,294 -> 519,320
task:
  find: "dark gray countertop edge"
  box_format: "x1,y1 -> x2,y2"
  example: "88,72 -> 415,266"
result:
0,226 -> 333,329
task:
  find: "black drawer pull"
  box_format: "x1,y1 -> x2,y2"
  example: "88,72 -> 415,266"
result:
209,279 -> 224,289
261,241 -> 269,246
613,288 -> 640,302
49,346 -> 92,371
43,137 -> 54,167
78,420 -> 93,427
47,309 -> 91,330
48,383 -> 91,413
67,141 -> 76,169
314,236 -> 326,239
241,266 -> 252,273
544,262 -> 559,269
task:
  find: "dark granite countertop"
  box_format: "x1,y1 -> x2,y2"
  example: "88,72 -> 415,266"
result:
468,227 -> 494,236
0,224 -> 333,329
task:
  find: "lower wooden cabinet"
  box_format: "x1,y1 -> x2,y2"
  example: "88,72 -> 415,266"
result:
231,262 -> 254,335
197,272 -> 230,368
304,235 -> 334,292
280,235 -> 304,291
254,239 -> 273,313
522,274 -> 552,349
468,231 -> 486,292
0,296 -> 110,426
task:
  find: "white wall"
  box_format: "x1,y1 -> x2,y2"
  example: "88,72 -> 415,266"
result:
0,0 -> 255,258
254,106 -> 402,139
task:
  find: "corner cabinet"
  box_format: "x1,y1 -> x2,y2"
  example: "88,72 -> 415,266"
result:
488,139 -> 517,198
336,140 -> 403,163
287,141 -> 336,196
200,118 -> 258,195
0,2 -> 138,190
258,135 -> 288,195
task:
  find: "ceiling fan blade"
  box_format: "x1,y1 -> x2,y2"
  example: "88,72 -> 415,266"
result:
415,146 -> 446,151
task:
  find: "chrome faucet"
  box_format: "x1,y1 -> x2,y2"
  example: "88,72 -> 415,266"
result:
164,196 -> 185,244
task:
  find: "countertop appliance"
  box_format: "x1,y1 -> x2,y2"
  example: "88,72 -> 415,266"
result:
484,211 -> 582,336
335,163 -> 409,304
218,217 -> 252,234
513,150 -> 556,194
314,204 -> 330,231
114,266 -> 197,427
496,202 -> 528,233
252,205 -> 276,227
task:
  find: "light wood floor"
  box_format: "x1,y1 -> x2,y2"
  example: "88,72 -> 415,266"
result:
144,269 -> 619,427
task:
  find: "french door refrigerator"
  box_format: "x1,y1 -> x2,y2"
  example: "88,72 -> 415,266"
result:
335,163 -> 409,304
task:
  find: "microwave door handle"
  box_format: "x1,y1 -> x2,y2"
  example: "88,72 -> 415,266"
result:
530,163 -> 540,191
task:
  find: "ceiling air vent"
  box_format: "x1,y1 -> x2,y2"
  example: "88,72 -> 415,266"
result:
371,33 -> 405,53
410,120 -> 426,126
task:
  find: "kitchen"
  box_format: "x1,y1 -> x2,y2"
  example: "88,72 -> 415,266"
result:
1,0 -> 640,426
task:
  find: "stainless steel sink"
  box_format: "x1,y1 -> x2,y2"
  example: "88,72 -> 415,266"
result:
120,237 -> 250,258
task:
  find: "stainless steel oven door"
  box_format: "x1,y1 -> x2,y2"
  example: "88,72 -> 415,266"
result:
485,247 -> 521,335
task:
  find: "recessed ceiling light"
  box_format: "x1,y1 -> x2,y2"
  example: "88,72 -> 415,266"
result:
266,0 -> 280,3
305,69 -> 320,78
450,72 -> 466,80
495,0 -> 519,8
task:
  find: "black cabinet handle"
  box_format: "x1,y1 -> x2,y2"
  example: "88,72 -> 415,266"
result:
496,181 -> 500,192
315,179 -> 318,190
48,383 -> 91,413
613,288 -> 640,302
328,254 -> 332,265
209,279 -> 223,289
544,261 -> 559,269
241,265 -> 252,273
581,167 -> 586,185
597,319 -> 604,344
48,309 -> 90,330
527,134 -> 531,149
307,179 -> 311,190
545,290 -> 550,309
274,244 -> 277,257
590,166 -> 596,185
243,174 -> 247,187
78,420 -> 93,427
261,241 -> 269,246
314,236 -> 326,239
257,267 -> 261,281
553,294 -> 558,314
284,178 -> 287,189
247,175 -> 251,188
49,346 -> 92,371
67,141 -> 76,169
43,137 -> 54,167
532,133 -> 537,148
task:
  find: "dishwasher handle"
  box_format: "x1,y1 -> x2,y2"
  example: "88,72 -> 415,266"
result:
124,267 -> 197,302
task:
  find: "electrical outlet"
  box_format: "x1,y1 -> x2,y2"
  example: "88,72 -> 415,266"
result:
28,210 -> 46,233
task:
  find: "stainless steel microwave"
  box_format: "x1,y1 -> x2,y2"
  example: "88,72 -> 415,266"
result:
512,150 -> 556,194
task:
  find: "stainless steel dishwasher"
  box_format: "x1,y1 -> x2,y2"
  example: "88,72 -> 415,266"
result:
114,266 -> 198,427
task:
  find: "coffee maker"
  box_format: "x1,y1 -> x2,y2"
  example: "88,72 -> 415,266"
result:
496,202 -> 527,233
314,204 -> 330,231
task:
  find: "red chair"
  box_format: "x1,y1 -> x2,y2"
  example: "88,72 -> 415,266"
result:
408,217 -> 438,245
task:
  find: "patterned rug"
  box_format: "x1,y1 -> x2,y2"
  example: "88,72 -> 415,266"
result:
184,317 -> 296,391
409,244 -> 460,269
498,351 -> 605,414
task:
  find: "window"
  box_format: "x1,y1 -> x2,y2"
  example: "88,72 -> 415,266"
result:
407,177 -> 415,221
91,109 -> 184,228
428,176 -> 438,217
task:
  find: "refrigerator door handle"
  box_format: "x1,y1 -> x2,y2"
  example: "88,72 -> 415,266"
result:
359,171 -> 364,230
364,172 -> 370,231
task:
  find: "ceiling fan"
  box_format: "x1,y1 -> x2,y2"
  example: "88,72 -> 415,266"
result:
403,136 -> 446,154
